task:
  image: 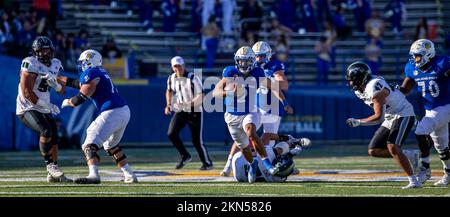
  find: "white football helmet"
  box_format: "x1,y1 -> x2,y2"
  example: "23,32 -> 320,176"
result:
78,49 -> 103,72
234,46 -> 256,75
409,39 -> 435,68
252,41 -> 272,65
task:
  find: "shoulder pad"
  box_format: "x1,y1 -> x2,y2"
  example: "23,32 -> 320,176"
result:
21,57 -> 40,74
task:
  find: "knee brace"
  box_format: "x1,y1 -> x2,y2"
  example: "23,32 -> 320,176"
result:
83,143 -> 100,162
439,147 -> 450,161
415,134 -> 432,154
106,146 -> 126,164
39,138 -> 53,157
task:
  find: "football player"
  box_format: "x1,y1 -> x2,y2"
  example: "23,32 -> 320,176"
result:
345,62 -> 422,189
59,49 -> 137,184
16,36 -> 71,182
398,39 -> 450,186
213,46 -> 293,183
232,139 -> 311,183
220,41 -> 292,176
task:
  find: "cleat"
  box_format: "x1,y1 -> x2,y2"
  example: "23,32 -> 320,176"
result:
200,163 -> 213,171
175,156 -> 192,169
46,163 -> 64,178
401,180 -> 422,189
248,159 -> 258,183
418,167 -> 432,184
47,174 -> 72,183
434,173 -> 450,186
123,174 -> 138,183
262,158 -> 277,175
74,177 -> 101,184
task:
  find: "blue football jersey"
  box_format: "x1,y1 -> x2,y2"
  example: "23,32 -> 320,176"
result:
79,67 -> 127,112
223,66 -> 265,115
256,59 -> 286,116
404,55 -> 450,110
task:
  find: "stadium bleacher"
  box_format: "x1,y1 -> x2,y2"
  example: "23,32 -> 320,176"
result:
9,0 -> 450,84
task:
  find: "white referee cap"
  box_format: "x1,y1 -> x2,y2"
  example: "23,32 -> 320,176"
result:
171,56 -> 185,66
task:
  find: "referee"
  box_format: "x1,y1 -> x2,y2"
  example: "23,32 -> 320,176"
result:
165,56 -> 213,170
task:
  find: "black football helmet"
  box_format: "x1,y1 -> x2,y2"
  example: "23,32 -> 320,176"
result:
272,154 -> 295,178
31,36 -> 55,65
345,61 -> 372,91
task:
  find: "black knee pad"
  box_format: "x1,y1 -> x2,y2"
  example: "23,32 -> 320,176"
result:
415,134 -> 432,152
439,147 -> 450,161
40,127 -> 53,138
83,144 -> 100,162
106,147 -> 126,164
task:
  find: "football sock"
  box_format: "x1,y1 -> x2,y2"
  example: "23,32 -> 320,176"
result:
88,164 -> 99,178
121,163 -> 134,177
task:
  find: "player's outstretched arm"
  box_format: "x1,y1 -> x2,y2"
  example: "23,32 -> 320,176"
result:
273,70 -> 288,91
263,77 -> 293,114
399,77 -> 414,95
61,78 -> 98,108
57,76 -> 81,89
212,77 -> 228,98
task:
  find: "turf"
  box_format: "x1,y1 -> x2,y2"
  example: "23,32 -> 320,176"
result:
0,145 -> 449,197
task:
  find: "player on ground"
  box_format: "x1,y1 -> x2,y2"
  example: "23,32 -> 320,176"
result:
213,46 -> 293,183
345,62 -> 422,189
398,39 -> 450,186
60,49 -> 137,184
16,36 -> 71,182
232,139 -> 311,182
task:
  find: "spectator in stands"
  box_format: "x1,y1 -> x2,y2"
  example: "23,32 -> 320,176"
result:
101,37 -> 122,60
65,32 -> 77,71
32,0 -> 50,34
315,36 -> 331,85
48,0 -> 62,32
316,0 -> 331,31
323,20 -> 337,68
299,0 -> 317,33
332,5 -> 351,40
268,17 -> 293,40
384,0 -> 406,36
273,0 -> 296,31
414,17 -> 428,41
364,37 -> 382,76
161,0 -> 179,32
15,20 -> 36,57
75,29 -> 90,52
12,10 -> 26,34
190,0 -> 202,33
52,29 -> 66,63
240,0 -> 263,32
239,29 -> 258,48
202,0 -> 214,27
275,33 -> 289,64
347,0 -> 371,32
0,10 -> 15,55
221,0 -> 235,35
365,10 -> 384,42
202,15 -> 220,69
135,0 -> 154,34
213,0 -> 223,31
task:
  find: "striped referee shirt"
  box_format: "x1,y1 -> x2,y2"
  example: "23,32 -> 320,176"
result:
167,71 -> 203,109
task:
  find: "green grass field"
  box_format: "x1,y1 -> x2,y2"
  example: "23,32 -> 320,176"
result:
1,145 -> 449,197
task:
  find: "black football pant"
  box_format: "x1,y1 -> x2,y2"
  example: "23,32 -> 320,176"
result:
167,112 -> 212,166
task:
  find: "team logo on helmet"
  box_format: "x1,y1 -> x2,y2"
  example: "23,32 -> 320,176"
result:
413,70 -> 419,76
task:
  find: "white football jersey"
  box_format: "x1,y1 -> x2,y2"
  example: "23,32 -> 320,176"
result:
354,76 -> 415,118
16,56 -> 63,115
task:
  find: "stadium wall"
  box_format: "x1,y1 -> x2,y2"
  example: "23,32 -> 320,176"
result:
0,55 -> 424,150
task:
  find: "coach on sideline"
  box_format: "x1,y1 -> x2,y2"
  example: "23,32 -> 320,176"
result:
164,56 -> 213,170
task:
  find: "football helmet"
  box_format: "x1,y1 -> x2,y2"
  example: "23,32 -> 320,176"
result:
31,36 -> 54,65
252,41 -> 272,66
78,49 -> 103,72
345,61 -> 372,91
234,46 -> 256,75
271,154 -> 295,178
409,39 -> 435,68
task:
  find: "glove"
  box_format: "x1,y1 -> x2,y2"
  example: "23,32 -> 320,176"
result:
42,74 -> 62,91
346,118 -> 361,127
36,99 -> 60,115
61,99 -> 71,108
